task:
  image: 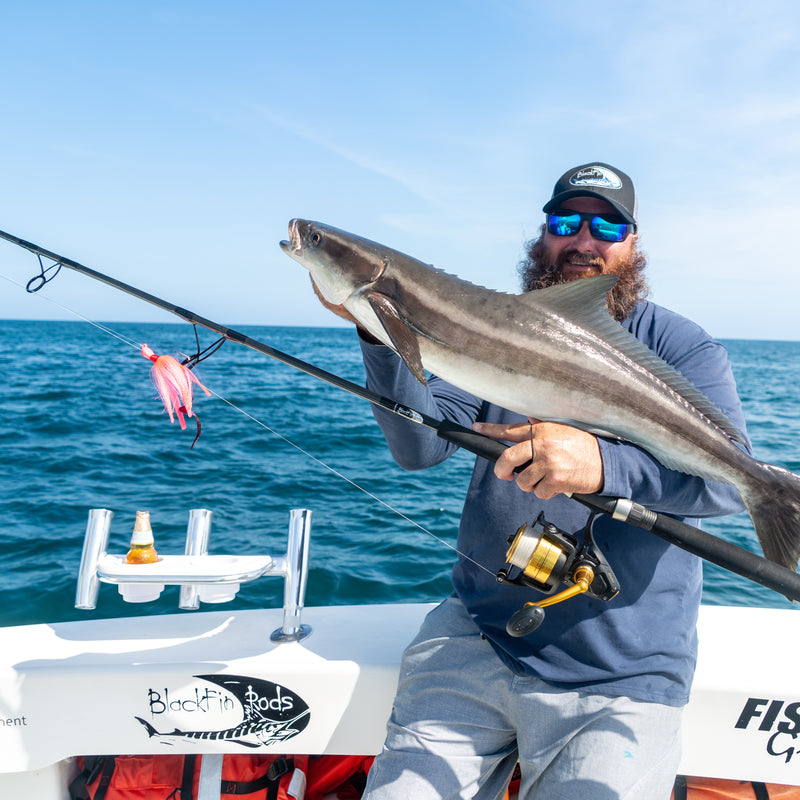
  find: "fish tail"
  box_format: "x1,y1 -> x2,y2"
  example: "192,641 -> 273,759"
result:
742,463 -> 800,571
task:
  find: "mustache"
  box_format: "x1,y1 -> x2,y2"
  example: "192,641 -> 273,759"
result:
557,249 -> 605,269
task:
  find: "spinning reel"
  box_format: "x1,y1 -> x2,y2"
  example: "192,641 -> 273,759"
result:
496,512 -> 620,637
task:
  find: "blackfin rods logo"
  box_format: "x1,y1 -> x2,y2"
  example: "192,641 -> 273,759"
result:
135,673 -> 310,749
570,165 -> 622,190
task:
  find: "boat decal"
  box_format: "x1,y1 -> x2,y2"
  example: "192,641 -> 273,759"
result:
735,697 -> 800,765
135,673 -> 311,748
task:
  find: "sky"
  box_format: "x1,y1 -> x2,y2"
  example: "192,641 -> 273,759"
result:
0,1 -> 798,340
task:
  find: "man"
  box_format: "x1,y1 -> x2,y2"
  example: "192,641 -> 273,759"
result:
314,163 -> 749,799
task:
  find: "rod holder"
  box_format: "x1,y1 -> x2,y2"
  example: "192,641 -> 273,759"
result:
180,509 -> 214,609
271,508 -> 313,643
74,509 -> 114,610
75,507 -> 314,642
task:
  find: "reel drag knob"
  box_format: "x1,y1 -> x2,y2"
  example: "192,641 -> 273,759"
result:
506,604 -> 546,637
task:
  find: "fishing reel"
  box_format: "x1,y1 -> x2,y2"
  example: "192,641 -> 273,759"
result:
496,512 -> 620,637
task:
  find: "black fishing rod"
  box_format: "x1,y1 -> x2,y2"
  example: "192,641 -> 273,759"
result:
3,227 -> 800,602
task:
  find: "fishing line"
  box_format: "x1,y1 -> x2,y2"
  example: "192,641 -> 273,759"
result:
1,267 -> 492,577
212,393 -> 494,577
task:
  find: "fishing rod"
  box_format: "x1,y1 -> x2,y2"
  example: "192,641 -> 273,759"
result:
3,227 -> 800,604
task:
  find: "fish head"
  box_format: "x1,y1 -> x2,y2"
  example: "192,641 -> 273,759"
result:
280,219 -> 386,306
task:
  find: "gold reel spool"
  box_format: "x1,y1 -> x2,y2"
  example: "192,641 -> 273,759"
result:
505,522 -> 567,586
505,522 -> 595,610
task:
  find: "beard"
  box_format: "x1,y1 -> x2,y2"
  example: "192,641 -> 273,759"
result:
517,227 -> 649,322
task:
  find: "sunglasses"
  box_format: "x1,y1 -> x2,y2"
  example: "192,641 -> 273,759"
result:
546,211 -> 633,243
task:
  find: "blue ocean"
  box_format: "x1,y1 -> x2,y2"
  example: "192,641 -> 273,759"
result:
1,319 -> 799,628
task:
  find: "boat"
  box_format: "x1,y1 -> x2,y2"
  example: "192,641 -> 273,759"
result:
1,504 -> 799,798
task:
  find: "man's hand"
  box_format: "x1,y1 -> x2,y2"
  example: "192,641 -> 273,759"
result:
472,419 -> 604,499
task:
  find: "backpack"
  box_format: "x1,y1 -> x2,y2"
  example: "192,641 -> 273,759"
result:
69,753 -> 373,800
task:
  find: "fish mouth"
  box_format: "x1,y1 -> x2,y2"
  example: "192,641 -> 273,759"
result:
279,218 -> 303,256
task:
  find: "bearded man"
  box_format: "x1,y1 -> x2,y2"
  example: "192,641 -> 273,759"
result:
313,163 -> 749,799
518,198 -> 648,323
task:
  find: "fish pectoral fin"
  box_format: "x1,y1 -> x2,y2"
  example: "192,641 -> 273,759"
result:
367,292 -> 427,384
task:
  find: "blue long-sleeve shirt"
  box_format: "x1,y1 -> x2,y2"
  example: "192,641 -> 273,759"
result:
360,299 -> 748,706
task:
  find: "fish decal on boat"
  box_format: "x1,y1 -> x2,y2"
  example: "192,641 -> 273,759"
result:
135,674 -> 310,748
281,219 -> 800,571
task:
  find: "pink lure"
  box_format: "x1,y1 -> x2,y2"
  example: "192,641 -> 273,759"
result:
141,344 -> 211,445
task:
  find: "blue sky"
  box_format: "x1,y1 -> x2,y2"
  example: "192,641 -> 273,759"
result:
0,1 -> 798,339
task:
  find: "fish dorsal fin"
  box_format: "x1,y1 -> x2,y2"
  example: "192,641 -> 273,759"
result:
518,273 -> 618,318
520,276 -> 748,447
367,291 -> 428,384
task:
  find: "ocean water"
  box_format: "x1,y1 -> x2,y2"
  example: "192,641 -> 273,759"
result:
1,319 -> 799,628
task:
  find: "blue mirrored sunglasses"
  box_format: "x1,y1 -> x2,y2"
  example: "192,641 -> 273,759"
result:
546,211 -> 633,243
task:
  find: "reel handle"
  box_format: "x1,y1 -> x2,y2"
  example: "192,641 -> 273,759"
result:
506,565 -> 595,637
507,605 -> 546,636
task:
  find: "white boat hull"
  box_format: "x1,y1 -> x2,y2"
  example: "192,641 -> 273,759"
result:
1,602 -> 799,796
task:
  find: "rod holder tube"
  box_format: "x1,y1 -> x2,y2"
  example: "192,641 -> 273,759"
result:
75,509 -> 114,609
180,509 -> 213,609
271,508 -> 312,642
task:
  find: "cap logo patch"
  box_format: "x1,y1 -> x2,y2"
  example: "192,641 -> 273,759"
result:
570,166 -> 622,191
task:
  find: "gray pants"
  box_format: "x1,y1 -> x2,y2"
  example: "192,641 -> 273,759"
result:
364,596 -> 682,800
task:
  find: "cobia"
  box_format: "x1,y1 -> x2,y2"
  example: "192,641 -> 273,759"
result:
280,219 -> 800,571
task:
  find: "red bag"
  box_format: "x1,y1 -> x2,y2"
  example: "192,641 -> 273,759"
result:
69,753 -> 374,800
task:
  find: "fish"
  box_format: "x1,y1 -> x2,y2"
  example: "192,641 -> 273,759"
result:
280,219 -> 800,571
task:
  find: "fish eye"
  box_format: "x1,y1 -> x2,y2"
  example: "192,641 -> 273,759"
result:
310,231 -> 323,246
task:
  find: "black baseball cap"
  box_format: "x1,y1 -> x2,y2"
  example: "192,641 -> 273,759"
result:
543,163 -> 638,227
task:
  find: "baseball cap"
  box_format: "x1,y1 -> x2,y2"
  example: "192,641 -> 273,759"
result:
542,163 -> 638,227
